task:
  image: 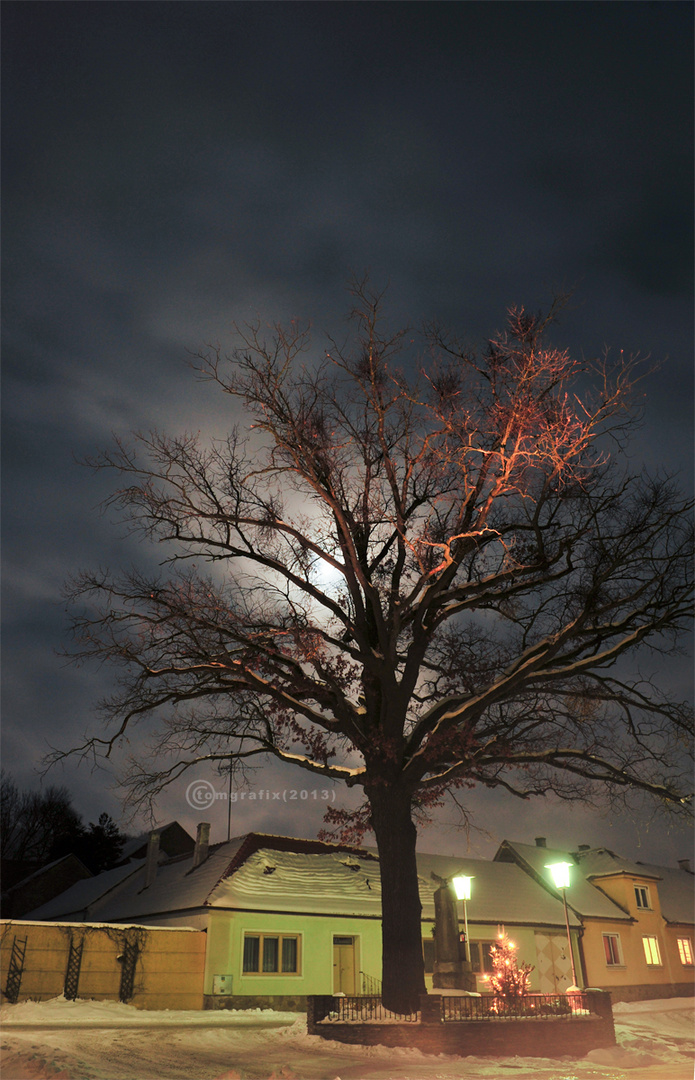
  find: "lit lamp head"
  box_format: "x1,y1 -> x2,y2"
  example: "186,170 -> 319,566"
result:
452,875 -> 474,900
546,862 -> 572,890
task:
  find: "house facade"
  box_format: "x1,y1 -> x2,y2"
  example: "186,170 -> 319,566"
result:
495,839 -> 695,1003
18,826 -> 693,1008
25,829 -> 582,1008
575,849 -> 695,1001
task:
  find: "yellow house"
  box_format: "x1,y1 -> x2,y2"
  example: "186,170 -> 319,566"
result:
575,848 -> 695,1001
496,839 -> 695,1003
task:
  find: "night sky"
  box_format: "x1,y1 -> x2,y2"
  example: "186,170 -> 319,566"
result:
3,2 -> 693,863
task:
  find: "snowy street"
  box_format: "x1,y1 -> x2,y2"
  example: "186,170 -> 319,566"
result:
1,997 -> 693,1080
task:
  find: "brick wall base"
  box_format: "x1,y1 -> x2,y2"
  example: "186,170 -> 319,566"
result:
309,1018 -> 614,1057
590,983 -> 694,1004
204,994 -> 307,1011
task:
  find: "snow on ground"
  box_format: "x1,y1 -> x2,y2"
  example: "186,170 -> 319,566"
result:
0,996 -> 300,1028
0,996 -> 693,1080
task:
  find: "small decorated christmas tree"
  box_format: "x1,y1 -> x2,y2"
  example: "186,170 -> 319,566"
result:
488,930 -> 533,1001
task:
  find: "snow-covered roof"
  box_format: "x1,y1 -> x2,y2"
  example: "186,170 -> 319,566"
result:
575,849 -> 663,882
94,837 -> 249,922
497,844 -> 694,927
208,847 -> 382,916
117,821 -> 195,863
5,853 -> 92,893
202,844 -> 579,926
23,831 -> 578,929
574,850 -> 695,926
494,841 -> 632,921
633,863 -> 694,925
25,860 -> 145,920
412,851 -> 581,927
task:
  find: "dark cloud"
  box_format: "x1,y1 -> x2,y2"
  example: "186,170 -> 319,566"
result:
2,1 -> 692,862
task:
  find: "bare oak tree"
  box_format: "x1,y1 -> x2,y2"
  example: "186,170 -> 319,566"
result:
62,282 -> 693,1012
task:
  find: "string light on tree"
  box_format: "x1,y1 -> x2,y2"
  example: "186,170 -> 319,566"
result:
486,929 -> 533,1001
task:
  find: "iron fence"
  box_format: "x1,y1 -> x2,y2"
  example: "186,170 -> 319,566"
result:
442,992 -> 590,1022
318,994 -> 419,1023
359,971 -> 382,995
313,991 -> 591,1026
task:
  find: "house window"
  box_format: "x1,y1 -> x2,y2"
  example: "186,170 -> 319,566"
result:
642,936 -> 662,966
421,938 -> 495,975
470,941 -> 495,974
634,886 -> 651,910
603,934 -> 623,966
677,938 -> 694,966
242,934 -> 300,974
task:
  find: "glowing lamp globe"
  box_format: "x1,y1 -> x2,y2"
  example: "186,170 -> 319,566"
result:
452,875 -> 474,900
546,862 -> 572,889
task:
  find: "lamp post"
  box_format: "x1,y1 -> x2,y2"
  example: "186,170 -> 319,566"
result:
452,875 -> 474,964
546,861 -> 579,990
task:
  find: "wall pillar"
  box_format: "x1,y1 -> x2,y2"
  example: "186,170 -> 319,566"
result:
586,990 -> 615,1041
420,994 -> 442,1024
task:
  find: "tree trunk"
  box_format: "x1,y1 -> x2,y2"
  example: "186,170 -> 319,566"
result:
367,785 -> 427,1014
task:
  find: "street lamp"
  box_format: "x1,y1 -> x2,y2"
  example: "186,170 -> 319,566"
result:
452,875 -> 474,964
546,862 -> 579,990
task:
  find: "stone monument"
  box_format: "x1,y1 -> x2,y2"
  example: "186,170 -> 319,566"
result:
432,881 -> 476,991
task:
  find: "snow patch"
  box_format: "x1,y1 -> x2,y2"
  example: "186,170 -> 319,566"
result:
0,995 -> 692,1079
586,1046 -> 662,1068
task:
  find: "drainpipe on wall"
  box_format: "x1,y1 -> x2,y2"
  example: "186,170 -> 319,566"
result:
576,924 -> 589,988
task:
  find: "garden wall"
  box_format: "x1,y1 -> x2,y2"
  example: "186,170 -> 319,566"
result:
1,920 -> 206,1010
307,992 -> 616,1058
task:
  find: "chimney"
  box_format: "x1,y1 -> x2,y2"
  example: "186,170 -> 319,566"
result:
678,858 -> 692,873
144,830 -> 161,888
577,844 -> 591,852
534,837 -> 547,848
192,822 -> 211,869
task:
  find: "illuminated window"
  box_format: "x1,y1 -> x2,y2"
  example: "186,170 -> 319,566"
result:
634,885 -> 651,910
603,934 -> 622,966
677,938 -> 693,966
470,941 -> 495,974
642,936 -> 662,966
242,934 -> 300,974
421,937 -> 496,975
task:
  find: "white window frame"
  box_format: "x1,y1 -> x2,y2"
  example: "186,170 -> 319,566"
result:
634,885 -> 652,910
241,932 -> 302,976
642,935 -> 662,966
470,940 -> 495,975
602,933 -> 623,967
677,937 -> 693,966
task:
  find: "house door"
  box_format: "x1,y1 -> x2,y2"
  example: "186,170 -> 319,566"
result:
534,932 -> 573,993
333,936 -> 356,994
